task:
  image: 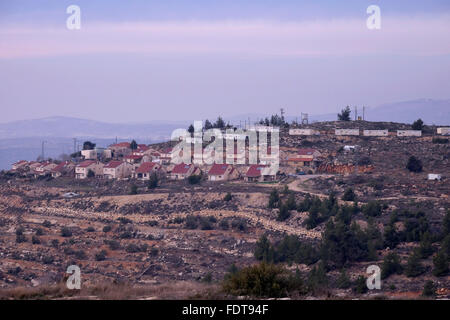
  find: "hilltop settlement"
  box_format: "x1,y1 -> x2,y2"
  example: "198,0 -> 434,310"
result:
0,117 -> 449,299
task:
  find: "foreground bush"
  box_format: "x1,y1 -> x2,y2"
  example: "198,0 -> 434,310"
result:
222,262 -> 303,298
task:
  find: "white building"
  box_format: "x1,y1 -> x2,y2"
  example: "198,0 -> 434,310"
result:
363,130 -> 389,137
335,129 -> 360,136
397,130 -> 422,137
103,161 -> 133,179
428,174 -> 442,181
289,129 -> 320,136
437,128 -> 450,135
75,160 -> 104,179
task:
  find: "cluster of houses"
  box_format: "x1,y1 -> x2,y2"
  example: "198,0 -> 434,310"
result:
10,142 -> 324,183
289,127 -> 450,137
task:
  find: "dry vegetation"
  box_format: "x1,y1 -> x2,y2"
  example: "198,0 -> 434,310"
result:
0,121 -> 448,299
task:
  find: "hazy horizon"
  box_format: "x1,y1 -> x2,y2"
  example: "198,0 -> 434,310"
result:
0,97 -> 450,125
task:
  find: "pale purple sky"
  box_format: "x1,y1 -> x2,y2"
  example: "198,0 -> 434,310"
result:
0,0 -> 449,123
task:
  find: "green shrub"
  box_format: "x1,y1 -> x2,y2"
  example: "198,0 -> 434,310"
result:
432,137 -> 448,144
268,189 -> 280,209
361,201 -> 382,217
148,173 -> 159,189
60,227 -> 72,237
277,204 -> 291,221
219,219 -> 229,230
51,239 -> 59,248
16,234 -> 27,243
42,256 -> 54,264
353,276 -> 368,294
307,262 -> 328,293
336,269 -> 351,289
125,243 -> 148,253
150,247 -> 159,256
404,252 -> 425,277
403,211 -> 429,242
231,218 -> 247,231
43,220 -> 52,228
117,217 -> 132,224
119,230 -> 133,239
74,250 -> 87,259
15,227 -> 24,236
87,169 -> 95,178
285,193 -> 297,210
185,215 -> 198,229
418,232 -> 434,258
130,184 -> 138,195
95,250 -> 107,261
412,119 -> 424,130
254,235 -> 274,262
31,235 -> 41,245
223,192 -> 232,202
172,217 -> 184,224
381,252 -> 403,279
147,220 -> 158,226
406,156 -> 422,173
342,188 -> 356,201
202,272 -> 213,283
187,175 -> 201,185
432,250 -> 449,276
104,240 -> 120,251
383,224 -> 401,249
222,262 -> 303,298
254,234 -> 319,266
422,280 -> 436,297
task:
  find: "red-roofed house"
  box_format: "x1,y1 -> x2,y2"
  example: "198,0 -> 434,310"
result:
27,161 -> 41,171
169,163 -> 201,180
132,145 -> 151,157
34,161 -> 58,177
75,160 -> 104,179
12,160 -> 28,171
51,161 -> 75,178
124,154 -> 143,164
108,142 -> 131,157
133,162 -> 164,180
207,163 -> 238,181
286,148 -> 321,168
103,160 -> 133,179
245,164 -> 276,182
159,147 -> 173,165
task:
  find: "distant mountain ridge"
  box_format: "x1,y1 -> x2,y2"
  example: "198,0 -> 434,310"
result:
308,99 -> 450,124
0,99 -> 448,140
0,116 -> 187,140
0,98 -> 448,170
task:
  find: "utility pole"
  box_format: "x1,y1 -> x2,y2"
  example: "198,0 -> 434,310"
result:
354,106 -> 358,121
41,140 -> 47,160
363,106 -> 366,120
73,138 -> 77,154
